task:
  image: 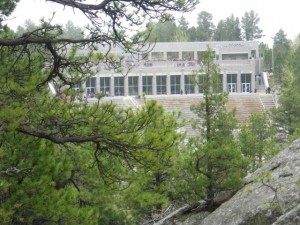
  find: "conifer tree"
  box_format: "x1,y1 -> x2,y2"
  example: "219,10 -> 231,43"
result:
187,48 -> 246,211
271,44 -> 300,139
238,113 -> 277,172
0,0 -> 197,222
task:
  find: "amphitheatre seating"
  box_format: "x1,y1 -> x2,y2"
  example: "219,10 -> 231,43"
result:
145,94 -> 265,137
146,93 -> 265,123
226,93 -> 265,123
145,95 -> 202,138
89,93 -> 266,137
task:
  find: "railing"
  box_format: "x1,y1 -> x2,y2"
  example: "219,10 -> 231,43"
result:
262,72 -> 269,89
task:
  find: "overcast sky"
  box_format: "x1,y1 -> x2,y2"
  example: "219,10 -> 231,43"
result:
7,0 -> 300,46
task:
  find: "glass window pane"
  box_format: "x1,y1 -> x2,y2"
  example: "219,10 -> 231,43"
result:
114,77 -> 124,96
157,75 -> 167,95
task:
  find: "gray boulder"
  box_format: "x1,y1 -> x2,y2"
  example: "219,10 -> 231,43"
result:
199,138 -> 300,225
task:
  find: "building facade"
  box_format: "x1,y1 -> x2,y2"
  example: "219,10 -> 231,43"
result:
81,41 -> 263,97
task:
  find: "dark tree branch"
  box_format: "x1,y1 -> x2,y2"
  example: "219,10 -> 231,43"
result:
0,167 -> 32,177
0,34 -> 106,46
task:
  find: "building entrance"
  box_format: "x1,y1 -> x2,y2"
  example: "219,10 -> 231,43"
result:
242,83 -> 251,93
228,83 -> 236,93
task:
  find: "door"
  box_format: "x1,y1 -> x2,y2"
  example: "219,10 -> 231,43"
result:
228,83 -> 236,93
242,83 -> 251,93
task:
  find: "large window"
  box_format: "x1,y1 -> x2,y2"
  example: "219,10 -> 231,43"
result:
86,77 -> 96,96
227,74 -> 237,84
114,77 -> 124,96
184,75 -> 195,94
227,74 -> 237,93
128,76 -> 138,96
241,73 -> 251,92
171,75 -> 180,94
222,54 -> 248,60
241,73 -> 251,83
100,77 -> 110,96
142,76 -> 152,95
156,75 -> 167,95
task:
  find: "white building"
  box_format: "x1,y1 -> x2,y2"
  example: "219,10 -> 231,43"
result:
81,41 -> 263,97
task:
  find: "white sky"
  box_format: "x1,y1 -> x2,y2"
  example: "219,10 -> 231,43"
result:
6,0 -> 300,46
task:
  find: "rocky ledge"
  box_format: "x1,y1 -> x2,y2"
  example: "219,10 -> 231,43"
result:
156,138 -> 300,225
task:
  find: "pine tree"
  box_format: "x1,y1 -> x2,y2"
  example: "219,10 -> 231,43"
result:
271,44 -> 300,139
238,113 -> 277,172
188,48 -> 246,211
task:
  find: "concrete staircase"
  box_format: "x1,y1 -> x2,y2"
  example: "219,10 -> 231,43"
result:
87,93 -> 267,137
259,94 -> 276,111
145,95 -> 202,138
227,94 -> 264,123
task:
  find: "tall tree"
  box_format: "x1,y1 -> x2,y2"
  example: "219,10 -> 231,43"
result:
238,113 -> 276,172
188,48 -> 246,212
260,42 -> 273,72
147,19 -> 178,42
271,44 -> 300,139
0,0 -> 198,223
187,26 -> 198,41
60,20 -> 84,39
241,10 -> 263,41
214,14 -> 241,41
173,28 -> 189,42
178,15 -> 189,32
15,19 -> 38,35
273,29 -> 292,82
196,11 -> 215,41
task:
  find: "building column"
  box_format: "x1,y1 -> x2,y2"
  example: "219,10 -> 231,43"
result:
250,59 -> 256,93
124,75 -> 128,96
222,72 -> 227,92
237,72 -> 241,93
95,75 -> 100,94
82,80 -> 87,97
166,73 -> 171,95
163,52 -> 168,60
110,74 -> 114,97
179,51 -> 183,60
180,71 -> 185,94
152,74 -> 157,95
138,72 -> 143,96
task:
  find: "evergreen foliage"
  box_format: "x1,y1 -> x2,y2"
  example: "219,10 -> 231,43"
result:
214,14 -> 242,41
271,44 -> 300,139
241,10 -> 263,41
145,10 -> 263,42
273,29 -> 292,81
187,48 -> 246,211
238,113 -> 277,172
0,0 -> 19,29
196,11 -> 215,41
0,0 -> 196,223
1,0 -> 298,222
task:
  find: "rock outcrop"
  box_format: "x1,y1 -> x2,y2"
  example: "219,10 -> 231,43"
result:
155,138 -> 300,225
200,138 -> 300,225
